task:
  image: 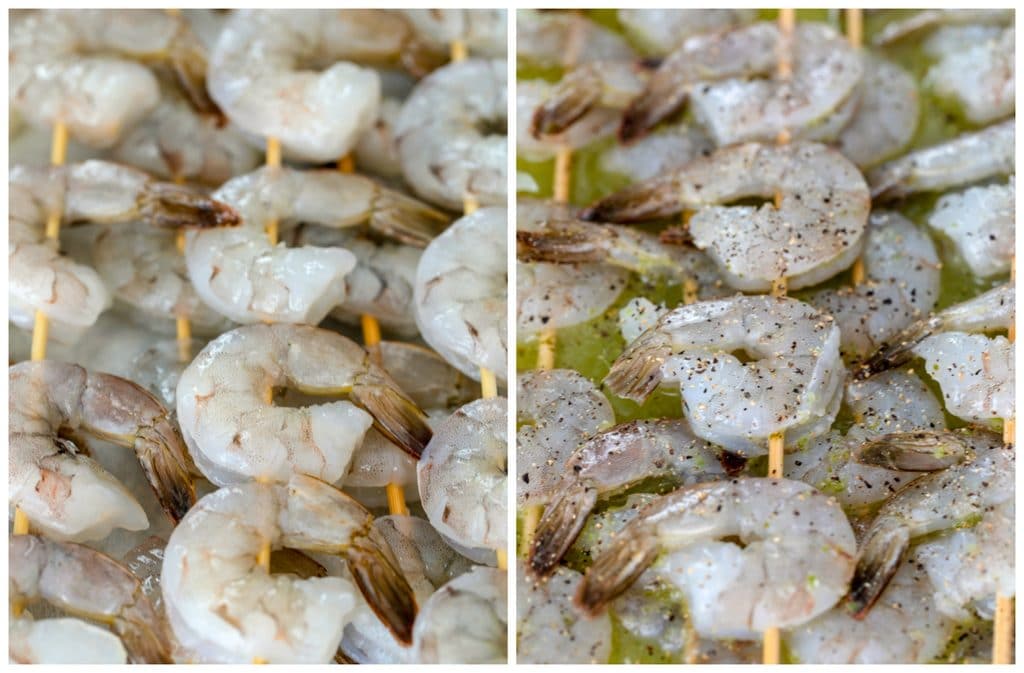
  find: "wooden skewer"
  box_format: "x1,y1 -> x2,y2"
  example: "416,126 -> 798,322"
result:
172,174 -> 194,363
846,9 -> 866,287
993,257 -> 1015,663
265,136 -> 282,245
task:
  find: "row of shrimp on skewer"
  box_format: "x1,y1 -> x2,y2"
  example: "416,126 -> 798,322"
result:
9,8 -> 509,664
515,8 -> 1014,664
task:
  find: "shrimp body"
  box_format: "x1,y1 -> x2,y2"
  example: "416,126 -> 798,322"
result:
10,534 -> 171,663
582,142 -> 870,292
576,478 -> 857,639
836,54 -> 919,169
916,332 -> 1014,423
618,9 -> 757,55
10,360 -> 195,541
414,207 -> 507,382
928,178 -> 1014,278
161,475 -> 418,662
926,27 -> 1014,125
518,565 -> 612,664
873,9 -> 1013,46
530,61 -> 649,137
604,295 -> 845,456
10,616 -> 128,664
516,9 -> 634,69
186,166 -> 447,325
400,9 -> 507,58
395,59 -> 507,210
411,566 -> 508,664
175,323 -> 432,486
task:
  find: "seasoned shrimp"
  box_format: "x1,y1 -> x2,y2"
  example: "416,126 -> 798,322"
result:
9,9 -> 211,147
400,9 -> 507,58
847,430 -> 1012,617
621,22 -> 862,145
618,9 -> 757,55
600,123 -> 715,182
176,323 -> 432,486
926,27 -> 1014,125
928,177 -> 1014,278
530,61 -> 649,137
395,58 -> 507,209
517,80 -> 618,162
604,295 -> 845,456
582,142 -> 870,292
808,212 -> 940,361
161,475 -> 418,662
411,566 -> 508,664
518,565 -> 612,664
516,8 -> 634,68
868,120 -> 1014,201
576,478 -> 857,639
418,397 -> 507,561
10,360 -> 195,541
10,615 -> 128,664
186,166 -> 448,325
529,418 -> 737,577
10,534 -> 171,663
517,368 -> 614,509
414,207 -> 507,382
872,9 -> 1012,46
9,160 -> 238,343
836,54 -> 919,169
917,332 -> 1014,423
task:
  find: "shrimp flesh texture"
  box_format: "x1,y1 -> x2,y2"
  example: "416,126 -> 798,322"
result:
618,9 -> 757,55
10,615 -> 128,664
604,295 -> 845,456
926,27 -> 1014,125
582,142 -> 870,292
413,207 -> 507,383
161,475 -> 418,662
518,565 -> 612,664
411,566 -> 508,664
516,9 -> 633,69
400,9 -> 507,58
175,323 -> 432,486
395,58 -> 506,210
576,478 -> 857,639
10,360 -> 195,541
928,177 -> 1014,278
872,9 -> 1013,46
836,54 -> 919,169
10,534 -> 171,663
600,123 -> 715,182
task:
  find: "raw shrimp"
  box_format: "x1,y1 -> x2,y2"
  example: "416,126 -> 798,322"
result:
518,565 -> 612,664
604,295 -> 845,456
868,120 -> 1014,201
9,160 -> 238,343
621,22 -> 862,145
925,27 -> 1014,125
411,566 -> 508,664
110,97 -> 261,186
847,430 -> 1011,617
9,9 -> 211,147
10,360 -> 195,541
517,368 -> 615,509
10,616 -> 127,664
400,9 -> 507,58
872,9 -> 1013,46
353,97 -> 405,180
529,418 -> 737,577
413,207 -> 507,382
186,166 -> 448,325
576,478 -> 857,639
10,534 -> 171,663
835,54 -> 920,169
530,61 -> 649,137
127,339 -> 203,409
395,58 -> 507,209
786,547 -> 955,664
418,397 -> 507,560
94,223 -> 232,335
161,475 -> 418,662
927,177 -> 1014,278
600,123 -> 715,182
808,212 -> 940,361
517,80 -> 618,162
516,9 -> 634,68
175,323 -> 432,486
916,332 -> 1014,423
582,142 -> 870,292
618,9 -> 757,55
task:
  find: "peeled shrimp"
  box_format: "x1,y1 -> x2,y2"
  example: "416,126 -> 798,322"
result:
618,9 -> 757,55
516,9 -> 633,68
836,54 -> 919,169
9,160 -> 238,344
418,397 -> 507,561
161,475 -> 417,662
582,142 -> 870,292
529,418 -> 736,577
928,177 -> 1014,278
517,80 -> 618,162
395,58 -> 506,209
10,615 -> 127,664
10,534 -> 171,663
411,566 -> 508,664
600,123 -> 715,182
9,9 -> 211,147
872,9 -> 1013,46
926,27 -> 1014,125
848,430 -> 1012,617
175,323 -> 432,486
414,207 -> 507,383
10,360 -> 195,542
400,9 -> 507,58
576,478 -> 857,639
604,295 -> 845,456
186,166 -> 448,325
518,565 -> 612,664
869,120 -> 1014,201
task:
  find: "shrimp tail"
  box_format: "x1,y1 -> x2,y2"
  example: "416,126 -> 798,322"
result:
579,176 -> 683,223
853,431 -> 973,472
619,79 -> 689,143
854,316 -> 942,380
516,227 -> 608,264
135,422 -> 198,524
603,331 -> 669,403
117,602 -> 175,664
400,37 -> 449,79
530,69 -> 601,137
846,520 -> 910,619
167,26 -> 219,116
529,480 -> 598,577
371,190 -> 450,248
574,525 -> 660,616
139,183 -> 242,230
346,540 -> 418,645
350,383 -> 433,459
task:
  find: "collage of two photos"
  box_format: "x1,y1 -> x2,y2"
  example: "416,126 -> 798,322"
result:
6,6 -> 1017,666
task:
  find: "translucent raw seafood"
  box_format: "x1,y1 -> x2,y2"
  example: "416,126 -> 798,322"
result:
411,566 -> 508,664
928,177 -> 1014,278
517,565 -> 612,664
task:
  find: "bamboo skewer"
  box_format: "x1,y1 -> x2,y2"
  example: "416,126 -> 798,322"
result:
846,9 -> 866,287
993,258 -> 1015,663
